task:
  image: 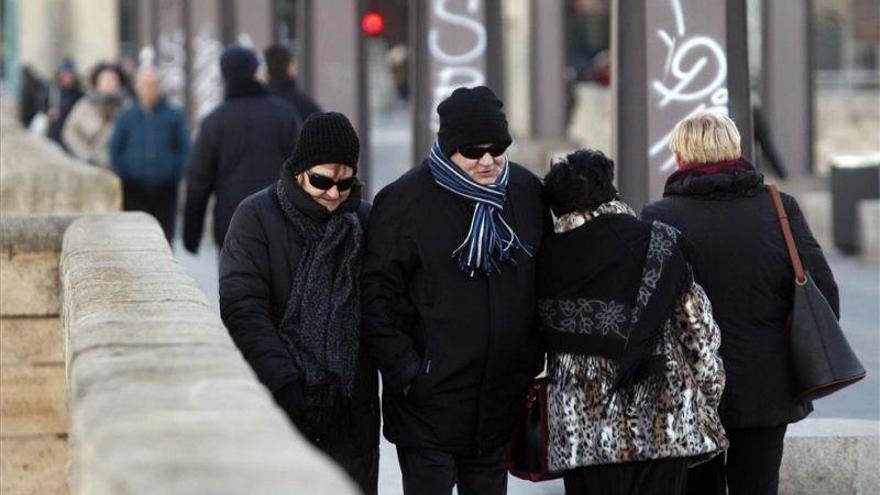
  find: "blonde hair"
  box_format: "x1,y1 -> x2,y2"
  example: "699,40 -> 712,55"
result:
668,110 -> 742,164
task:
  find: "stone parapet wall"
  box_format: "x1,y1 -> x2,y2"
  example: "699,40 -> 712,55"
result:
60,213 -> 357,495
0,214 -> 81,495
0,115 -> 121,215
781,418 -> 880,494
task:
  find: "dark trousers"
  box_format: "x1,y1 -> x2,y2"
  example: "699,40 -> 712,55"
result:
396,444 -> 509,495
122,180 -> 178,242
687,425 -> 787,495
563,457 -> 689,495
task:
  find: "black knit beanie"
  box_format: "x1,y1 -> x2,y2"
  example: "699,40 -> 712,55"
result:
220,45 -> 258,83
437,86 -> 512,158
288,112 -> 360,175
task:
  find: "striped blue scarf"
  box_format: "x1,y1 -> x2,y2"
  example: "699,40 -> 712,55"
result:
428,140 -> 533,277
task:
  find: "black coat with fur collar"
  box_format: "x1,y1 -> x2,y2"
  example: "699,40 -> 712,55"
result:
642,168 -> 839,429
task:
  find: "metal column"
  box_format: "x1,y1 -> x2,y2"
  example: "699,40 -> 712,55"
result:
301,0 -> 370,194
762,0 -> 813,175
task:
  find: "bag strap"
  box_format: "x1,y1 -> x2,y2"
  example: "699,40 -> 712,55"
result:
767,185 -> 807,285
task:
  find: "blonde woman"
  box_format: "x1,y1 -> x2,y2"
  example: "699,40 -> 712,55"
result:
642,111 -> 839,495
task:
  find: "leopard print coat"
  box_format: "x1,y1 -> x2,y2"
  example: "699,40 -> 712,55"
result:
543,204 -> 728,472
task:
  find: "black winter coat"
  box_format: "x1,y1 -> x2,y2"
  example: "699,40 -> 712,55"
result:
361,161 -> 548,454
642,169 -> 839,429
219,184 -> 379,458
183,81 -> 300,252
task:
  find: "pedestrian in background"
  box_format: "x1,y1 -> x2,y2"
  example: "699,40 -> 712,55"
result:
264,44 -> 322,120
46,58 -> 84,151
540,149 -> 727,495
220,112 -> 379,493
18,65 -> 48,129
642,111 -> 839,495
110,65 -> 189,242
361,86 -> 547,495
183,44 -> 301,254
62,62 -> 127,168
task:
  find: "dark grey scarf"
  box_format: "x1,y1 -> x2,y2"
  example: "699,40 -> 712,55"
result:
275,174 -> 363,408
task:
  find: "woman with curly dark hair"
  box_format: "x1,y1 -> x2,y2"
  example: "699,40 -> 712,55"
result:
62,62 -> 128,167
538,149 -> 727,494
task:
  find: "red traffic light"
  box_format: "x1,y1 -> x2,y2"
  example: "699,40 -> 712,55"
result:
362,12 -> 385,37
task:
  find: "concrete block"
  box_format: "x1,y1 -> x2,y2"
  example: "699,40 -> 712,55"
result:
0,252 -> 61,317
508,138 -> 580,177
568,82 -> 611,153
0,317 -> 63,364
800,191 -> 834,253
0,214 -> 82,317
0,364 -> 67,435
781,418 -> 880,495
0,435 -> 68,495
858,200 -> 880,265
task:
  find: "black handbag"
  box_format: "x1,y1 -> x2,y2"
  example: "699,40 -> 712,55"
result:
768,185 -> 866,401
507,377 -> 562,482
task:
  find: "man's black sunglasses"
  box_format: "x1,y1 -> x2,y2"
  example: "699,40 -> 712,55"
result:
458,143 -> 508,159
307,173 -> 359,192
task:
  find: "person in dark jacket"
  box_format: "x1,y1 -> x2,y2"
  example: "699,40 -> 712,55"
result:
539,149 -> 727,495
183,44 -> 301,253
110,65 -> 189,241
361,86 -> 547,495
264,44 -> 322,120
642,110 -> 839,495
219,112 -> 379,494
18,65 -> 48,128
47,58 -> 84,150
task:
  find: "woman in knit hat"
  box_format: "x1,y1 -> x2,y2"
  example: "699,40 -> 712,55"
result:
219,112 -> 379,494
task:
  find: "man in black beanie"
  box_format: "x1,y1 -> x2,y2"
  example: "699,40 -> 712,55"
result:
361,86 -> 548,494
183,44 -> 302,254
220,111 -> 379,493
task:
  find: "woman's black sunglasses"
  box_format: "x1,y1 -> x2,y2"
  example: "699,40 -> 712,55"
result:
458,143 -> 508,159
307,173 -> 359,192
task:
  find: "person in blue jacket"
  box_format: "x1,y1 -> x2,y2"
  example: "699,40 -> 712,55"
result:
110,65 -> 189,241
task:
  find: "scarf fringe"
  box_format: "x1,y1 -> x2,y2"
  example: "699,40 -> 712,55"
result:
428,140 -> 533,277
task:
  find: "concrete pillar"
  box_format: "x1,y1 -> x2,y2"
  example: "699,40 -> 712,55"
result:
187,0 -> 224,122
763,0 -> 813,175
17,0 -> 65,79
69,0 -> 119,72
529,0 -> 566,139
236,0 -> 272,50
301,0 -> 369,192
411,0 -> 504,164
502,0 -> 530,138
613,0 -> 754,206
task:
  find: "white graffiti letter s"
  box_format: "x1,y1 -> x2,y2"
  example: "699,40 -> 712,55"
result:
428,0 -> 487,65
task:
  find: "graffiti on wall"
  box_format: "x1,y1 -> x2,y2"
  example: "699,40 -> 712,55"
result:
428,0 -> 487,132
191,25 -> 224,122
648,0 -> 729,172
156,29 -> 187,107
